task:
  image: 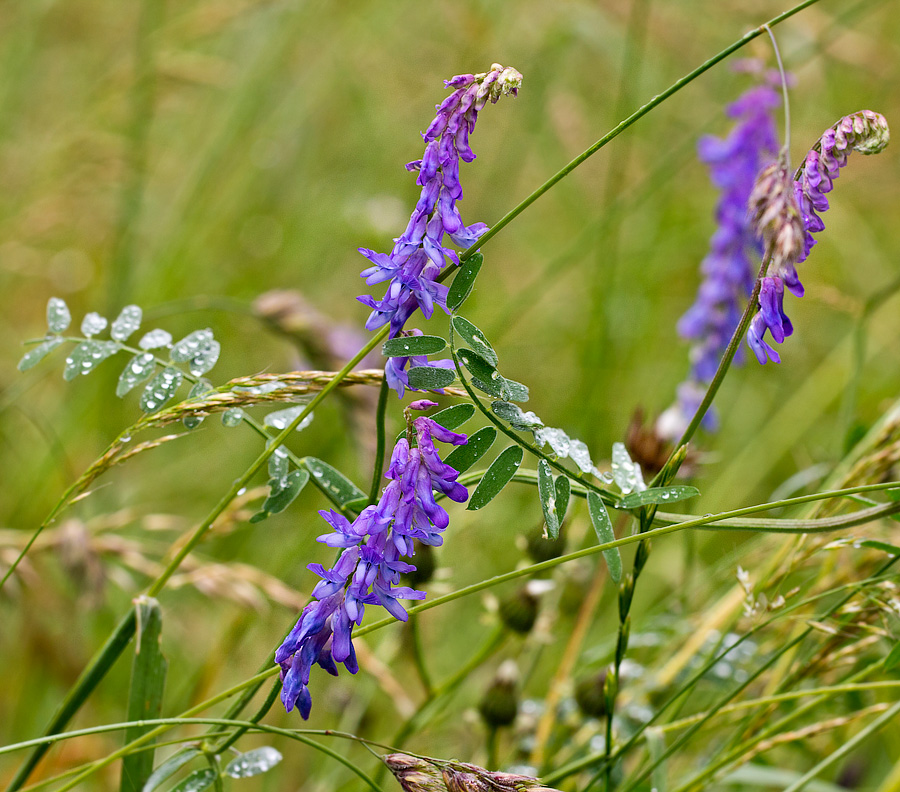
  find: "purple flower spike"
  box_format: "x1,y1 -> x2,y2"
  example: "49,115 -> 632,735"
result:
357,64 -> 522,396
658,77 -> 780,439
745,110 -> 889,367
275,412 -> 469,718
795,110 -> 889,264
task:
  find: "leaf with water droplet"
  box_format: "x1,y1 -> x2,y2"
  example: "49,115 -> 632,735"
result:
457,348 -> 506,398
444,426 -> 497,474
111,304 -> 142,342
537,460 -> 560,539
407,365 -> 456,391
221,407 -> 244,427
139,329 -> 172,350
451,316 -> 498,367
568,439 -> 594,474
18,337 -> 65,371
268,445 -> 290,479
303,458 -> 366,509
447,252 -> 483,311
81,311 -> 108,337
264,405 -> 314,432
171,328 -> 220,375
168,768 -> 217,792
555,474 -> 571,527
611,442 -> 645,495
534,426 -> 570,458
140,367 -> 183,412
588,492 -> 622,583
616,485 -> 699,510
224,746 -> 283,779
117,352 -> 156,397
253,470 -> 310,521
382,335 -> 447,357
63,340 -> 119,381
183,415 -> 203,430
884,641 -> 900,672
140,747 -> 202,792
431,403 -> 475,431
47,297 -> 71,333
491,401 -> 543,431
503,378 -> 529,403
188,379 -> 214,399
467,445 -> 523,511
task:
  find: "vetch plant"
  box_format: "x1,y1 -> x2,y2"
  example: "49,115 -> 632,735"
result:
5,5 -> 900,792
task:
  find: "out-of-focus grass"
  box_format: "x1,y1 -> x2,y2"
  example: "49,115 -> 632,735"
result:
2,0 -> 900,789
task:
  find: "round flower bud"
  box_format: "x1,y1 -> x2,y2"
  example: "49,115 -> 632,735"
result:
574,670 -> 609,719
499,586 -> 539,634
479,660 -> 519,728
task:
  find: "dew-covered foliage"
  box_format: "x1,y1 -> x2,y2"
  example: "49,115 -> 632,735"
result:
3,3 -> 900,792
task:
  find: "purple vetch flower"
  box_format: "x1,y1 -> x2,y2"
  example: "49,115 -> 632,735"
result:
657,80 -> 780,439
746,110 -> 889,364
275,413 -> 468,717
357,64 -> 522,395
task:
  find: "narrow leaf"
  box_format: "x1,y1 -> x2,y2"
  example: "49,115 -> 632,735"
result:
491,400 -> 543,430
616,485 -> 700,510
111,305 -> 142,342
47,297 -> 71,333
588,492 -> 622,583
430,403 -> 476,431
141,748 -> 202,792
555,475 -> 571,526
120,597 -> 167,792
18,337 -> 65,371
885,642 -> 900,672
447,252 -> 483,310
537,460 -> 560,540
445,426 -> 497,474
81,312 -> 108,337
268,446 -> 289,480
407,365 -> 456,390
503,378 -> 529,403
168,768 -> 217,792
117,352 -> 156,397
860,539 -> 900,556
458,348 -> 503,394
264,405 -> 314,432
451,316 -> 498,366
382,335 -> 447,357
224,747 -> 283,779
63,340 -> 119,381
140,367 -> 183,413
139,329 -> 172,350
611,442 -> 645,494
468,445 -> 524,510
262,470 -> 310,514
303,458 -> 367,508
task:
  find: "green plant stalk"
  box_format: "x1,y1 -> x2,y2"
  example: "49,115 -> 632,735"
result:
454,0 -> 823,262
208,679 -> 281,754
31,493 -> 899,791
409,616 -> 434,697
671,664 -> 880,792
0,718 -> 384,792
539,567 -> 900,786
374,626 -> 507,785
615,555 -> 900,792
782,700 -> 900,792
3,1 -> 829,777
369,374 -> 391,504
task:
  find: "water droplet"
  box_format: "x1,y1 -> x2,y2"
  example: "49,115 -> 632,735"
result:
222,407 -> 244,427
139,329 -> 172,350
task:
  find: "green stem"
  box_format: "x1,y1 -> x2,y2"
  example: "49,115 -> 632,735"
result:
454,0 -> 823,262
409,616 -> 434,697
0,718 -> 384,792
369,373 -> 390,504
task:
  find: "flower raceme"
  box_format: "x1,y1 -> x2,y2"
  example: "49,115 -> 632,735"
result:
357,64 -> 522,396
657,80 -> 780,439
275,402 -> 468,718
747,110 -> 890,364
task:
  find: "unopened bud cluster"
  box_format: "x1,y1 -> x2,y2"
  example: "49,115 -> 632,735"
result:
384,755 -> 561,792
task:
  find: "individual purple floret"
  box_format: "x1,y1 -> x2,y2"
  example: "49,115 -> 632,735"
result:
657,79 -> 780,439
276,408 -> 468,717
358,63 -> 522,396
746,110 -> 889,364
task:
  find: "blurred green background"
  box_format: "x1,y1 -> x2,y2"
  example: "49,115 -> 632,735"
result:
2,0 -> 899,789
